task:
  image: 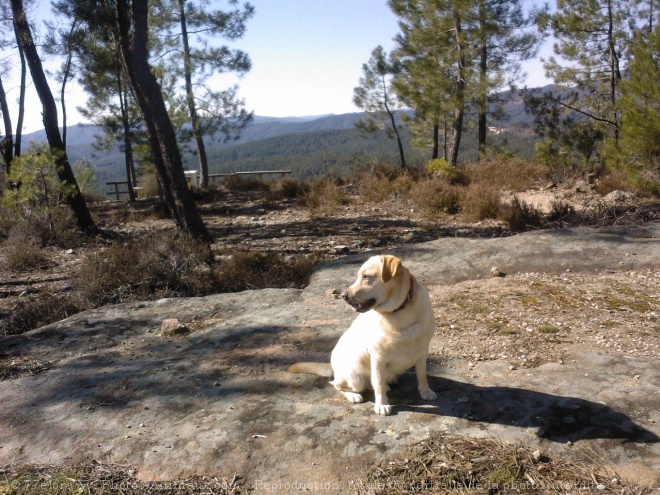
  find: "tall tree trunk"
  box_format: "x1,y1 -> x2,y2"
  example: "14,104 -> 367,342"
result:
11,0 -> 97,233
447,106 -> 464,167
114,0 -> 212,242
443,117 -> 447,161
606,0 -> 621,140
382,75 -> 406,169
0,78 -> 14,173
178,0 -> 209,187
477,0 -> 488,160
117,70 -> 136,202
14,21 -> 26,158
59,21 -> 78,150
448,10 -> 466,167
431,121 -> 439,160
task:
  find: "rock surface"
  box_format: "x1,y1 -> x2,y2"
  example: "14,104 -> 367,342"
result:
1,224 -> 659,492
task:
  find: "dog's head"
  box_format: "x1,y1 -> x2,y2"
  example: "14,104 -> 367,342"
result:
342,255 -> 408,313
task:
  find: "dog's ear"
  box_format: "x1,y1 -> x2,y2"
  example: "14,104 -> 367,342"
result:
380,255 -> 401,283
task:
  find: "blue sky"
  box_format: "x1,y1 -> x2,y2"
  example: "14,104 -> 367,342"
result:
11,0 -> 552,133
235,0 -> 552,118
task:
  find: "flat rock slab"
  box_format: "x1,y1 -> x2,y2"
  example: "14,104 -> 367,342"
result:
1,224 -> 659,492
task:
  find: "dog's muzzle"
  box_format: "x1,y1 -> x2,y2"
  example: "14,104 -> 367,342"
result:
342,291 -> 376,313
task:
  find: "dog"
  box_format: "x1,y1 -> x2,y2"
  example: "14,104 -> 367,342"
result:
289,255 -> 437,415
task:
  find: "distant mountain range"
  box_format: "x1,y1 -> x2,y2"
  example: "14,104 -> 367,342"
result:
17,85 -> 549,186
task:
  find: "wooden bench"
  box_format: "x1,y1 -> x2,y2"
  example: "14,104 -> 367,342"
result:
107,170 -> 294,197
105,181 -> 141,200
106,181 -> 130,200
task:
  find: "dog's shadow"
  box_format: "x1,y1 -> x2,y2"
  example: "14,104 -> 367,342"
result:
381,373 -> 659,444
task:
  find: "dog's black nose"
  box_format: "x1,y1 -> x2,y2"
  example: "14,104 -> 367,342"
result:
342,291 -> 350,301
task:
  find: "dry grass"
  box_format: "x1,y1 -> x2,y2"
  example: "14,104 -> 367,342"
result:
361,434 -> 651,494
302,177 -> 350,216
213,250 -> 322,292
460,182 -> 503,221
465,156 -> 549,191
1,230 -> 48,272
1,462 -> 247,495
74,232 -> 216,306
1,293 -> 86,337
500,196 -> 544,232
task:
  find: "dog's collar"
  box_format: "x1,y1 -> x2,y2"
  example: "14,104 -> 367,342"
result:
393,275 -> 414,312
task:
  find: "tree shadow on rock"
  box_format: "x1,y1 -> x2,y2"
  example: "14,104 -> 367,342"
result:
387,373 -> 659,444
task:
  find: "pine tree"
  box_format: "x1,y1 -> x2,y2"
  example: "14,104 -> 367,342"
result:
155,0 -> 254,187
389,0 -> 470,167
608,26 -> 660,191
540,0 -> 631,140
471,0 -> 543,158
10,0 -> 97,233
390,0 -> 542,165
353,46 -> 408,169
114,0 -> 213,242
56,0 -> 212,241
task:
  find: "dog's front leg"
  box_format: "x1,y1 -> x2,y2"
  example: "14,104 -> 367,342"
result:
415,355 -> 437,400
371,357 -> 392,416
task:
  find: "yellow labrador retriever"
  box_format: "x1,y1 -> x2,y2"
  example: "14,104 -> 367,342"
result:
289,255 -> 437,415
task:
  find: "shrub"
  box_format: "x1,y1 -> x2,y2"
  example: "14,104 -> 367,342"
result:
0,144 -> 80,247
2,293 -> 86,336
546,200 -> 577,225
302,177 -> 350,215
137,173 -> 161,199
465,155 -> 549,191
1,226 -> 48,271
426,158 -> 469,185
222,174 -> 270,192
391,172 -> 415,198
593,168 -> 632,196
358,173 -> 395,203
500,196 -> 543,232
278,178 -> 310,199
461,182 -> 502,221
411,178 -> 461,216
72,159 -> 103,202
75,232 -> 215,306
214,251 -> 321,292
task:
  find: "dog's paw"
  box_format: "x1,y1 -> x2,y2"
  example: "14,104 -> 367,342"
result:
374,403 -> 392,416
344,392 -> 364,404
419,388 -> 437,401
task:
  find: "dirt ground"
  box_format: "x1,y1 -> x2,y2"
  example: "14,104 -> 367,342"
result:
1,184 -> 659,493
1,182 -> 657,352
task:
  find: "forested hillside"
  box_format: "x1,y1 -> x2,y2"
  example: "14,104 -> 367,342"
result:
24,110 -> 538,186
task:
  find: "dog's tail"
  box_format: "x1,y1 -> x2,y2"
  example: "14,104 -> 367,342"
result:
288,362 -> 333,378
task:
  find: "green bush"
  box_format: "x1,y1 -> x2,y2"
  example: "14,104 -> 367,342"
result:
425,158 -> 467,185
0,144 -> 79,247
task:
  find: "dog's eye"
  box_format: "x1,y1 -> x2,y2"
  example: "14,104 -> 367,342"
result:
362,273 -> 371,280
